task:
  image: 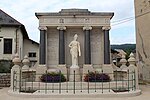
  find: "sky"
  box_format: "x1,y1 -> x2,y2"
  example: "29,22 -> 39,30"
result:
0,0 -> 135,45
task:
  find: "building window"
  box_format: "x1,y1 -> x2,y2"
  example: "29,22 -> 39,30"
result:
28,52 -> 36,57
3,39 -> 12,54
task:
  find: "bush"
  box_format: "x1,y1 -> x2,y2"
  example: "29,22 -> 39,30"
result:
84,72 -> 111,82
0,60 -> 13,73
40,72 -> 66,82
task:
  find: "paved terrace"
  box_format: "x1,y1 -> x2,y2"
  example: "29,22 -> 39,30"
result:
0,85 -> 149,100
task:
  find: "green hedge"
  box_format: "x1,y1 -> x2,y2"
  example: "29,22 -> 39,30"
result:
0,60 -> 13,73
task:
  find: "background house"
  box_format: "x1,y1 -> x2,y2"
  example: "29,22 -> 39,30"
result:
111,49 -> 126,66
0,9 -> 39,72
23,39 -> 39,67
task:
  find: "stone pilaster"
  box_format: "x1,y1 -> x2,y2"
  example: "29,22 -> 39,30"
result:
57,26 -> 66,64
83,26 -> 92,64
39,26 -> 47,65
102,26 -> 111,64
11,53 -> 21,90
128,53 -> 139,89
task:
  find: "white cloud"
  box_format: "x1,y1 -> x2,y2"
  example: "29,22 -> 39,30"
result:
0,0 -> 135,44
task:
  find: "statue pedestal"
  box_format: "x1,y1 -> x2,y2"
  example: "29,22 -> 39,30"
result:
69,66 -> 80,82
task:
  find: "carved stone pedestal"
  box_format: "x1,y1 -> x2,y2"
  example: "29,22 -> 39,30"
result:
69,67 -> 80,82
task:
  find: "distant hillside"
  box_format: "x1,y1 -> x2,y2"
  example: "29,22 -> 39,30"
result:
111,44 -> 136,50
111,44 -> 136,53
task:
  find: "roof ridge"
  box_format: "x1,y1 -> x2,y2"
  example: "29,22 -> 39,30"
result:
0,9 -> 22,25
0,9 -> 29,39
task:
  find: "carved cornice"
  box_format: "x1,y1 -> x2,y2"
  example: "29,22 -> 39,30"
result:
57,26 -> 66,30
38,26 -> 47,31
38,17 -> 111,27
102,26 -> 111,31
83,26 -> 92,30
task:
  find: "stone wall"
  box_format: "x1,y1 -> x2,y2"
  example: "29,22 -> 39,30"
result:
0,73 -> 10,87
46,27 -> 104,68
91,28 -> 103,67
47,28 -> 59,68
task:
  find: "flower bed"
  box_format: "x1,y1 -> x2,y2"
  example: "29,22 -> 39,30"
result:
40,72 -> 66,82
84,72 -> 111,82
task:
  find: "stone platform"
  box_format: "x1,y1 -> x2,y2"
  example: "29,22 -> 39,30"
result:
7,82 -> 142,98
20,81 -> 128,90
8,88 -> 141,98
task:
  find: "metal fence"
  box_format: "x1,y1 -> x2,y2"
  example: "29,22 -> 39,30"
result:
12,69 -> 136,94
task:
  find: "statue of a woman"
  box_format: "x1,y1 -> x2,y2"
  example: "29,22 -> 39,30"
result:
69,34 -> 81,68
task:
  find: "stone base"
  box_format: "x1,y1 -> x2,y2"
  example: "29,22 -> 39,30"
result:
8,89 -> 141,98
36,65 -> 47,81
57,64 -> 68,80
69,67 -> 80,82
47,69 -> 60,73
57,64 -> 67,74
83,64 -> 94,74
22,65 -> 29,71
10,65 -> 21,89
102,64 -> 114,80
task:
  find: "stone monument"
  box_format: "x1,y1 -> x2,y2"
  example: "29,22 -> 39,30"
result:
69,34 -> 81,68
8,9 -> 141,97
35,8 -> 114,81
35,9 -> 114,70
69,34 -> 81,81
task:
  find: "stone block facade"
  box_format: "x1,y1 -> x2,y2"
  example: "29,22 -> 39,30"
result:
36,9 -> 114,68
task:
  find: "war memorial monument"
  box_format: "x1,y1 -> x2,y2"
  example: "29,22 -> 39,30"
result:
8,9 -> 141,98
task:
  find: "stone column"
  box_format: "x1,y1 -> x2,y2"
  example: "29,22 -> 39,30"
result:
57,26 -> 66,64
83,26 -> 92,64
39,26 -> 47,65
11,53 -> 21,90
102,26 -> 111,64
128,53 -> 139,89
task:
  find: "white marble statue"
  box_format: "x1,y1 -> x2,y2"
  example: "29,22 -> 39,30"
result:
69,34 -> 81,68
